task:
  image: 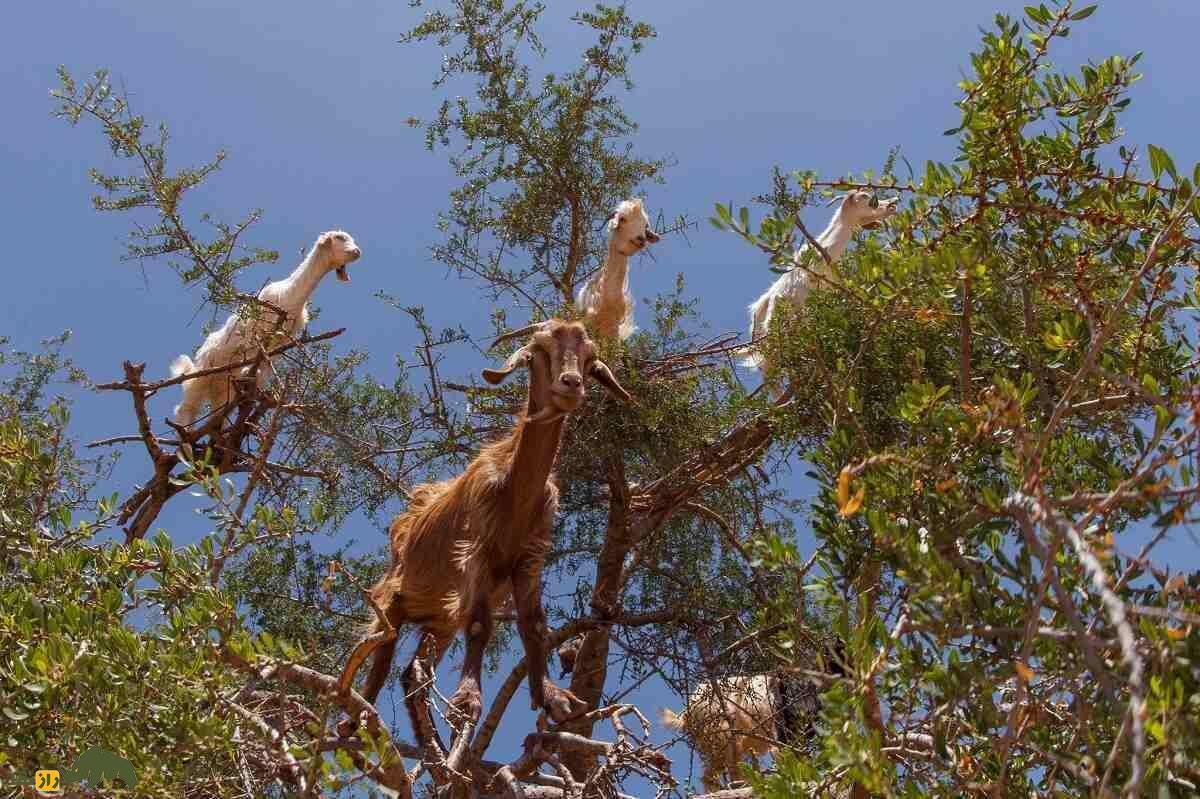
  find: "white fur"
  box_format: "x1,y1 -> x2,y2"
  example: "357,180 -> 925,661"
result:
575,198 -> 661,340
742,192 -> 898,370
660,674 -> 782,792
170,230 -> 362,429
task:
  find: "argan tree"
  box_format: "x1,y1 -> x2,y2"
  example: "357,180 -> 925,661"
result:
3,2 -> 1198,798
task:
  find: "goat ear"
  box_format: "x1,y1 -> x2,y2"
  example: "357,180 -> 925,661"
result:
589,360 -> 631,402
482,347 -> 532,384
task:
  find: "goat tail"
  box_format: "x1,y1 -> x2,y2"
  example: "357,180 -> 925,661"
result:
738,293 -> 773,369
170,354 -> 200,425
170,353 -> 196,378
337,577 -> 401,698
659,706 -> 687,731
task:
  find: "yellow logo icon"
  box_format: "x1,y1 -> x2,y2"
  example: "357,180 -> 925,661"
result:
34,769 -> 62,796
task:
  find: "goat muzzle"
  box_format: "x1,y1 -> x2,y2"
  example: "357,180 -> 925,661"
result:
335,249 -> 361,283
550,386 -> 584,414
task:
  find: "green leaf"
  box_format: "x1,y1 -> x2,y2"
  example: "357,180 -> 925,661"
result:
1154,405 -> 1171,437
2,707 -> 30,722
1070,5 -> 1097,21
1147,144 -> 1177,181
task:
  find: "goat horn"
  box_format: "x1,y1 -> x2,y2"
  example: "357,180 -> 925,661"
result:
489,321 -> 551,350
481,347 -> 532,385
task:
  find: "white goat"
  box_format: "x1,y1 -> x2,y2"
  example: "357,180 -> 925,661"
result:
170,230 -> 362,429
575,198 -> 661,340
661,674 -> 791,791
742,192 -> 897,370
661,669 -> 831,792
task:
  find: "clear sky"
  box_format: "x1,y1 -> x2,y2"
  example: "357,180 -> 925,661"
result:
4,0 -> 1199,789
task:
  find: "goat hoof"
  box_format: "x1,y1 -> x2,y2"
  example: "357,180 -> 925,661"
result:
447,684 -> 483,726
542,683 -> 586,723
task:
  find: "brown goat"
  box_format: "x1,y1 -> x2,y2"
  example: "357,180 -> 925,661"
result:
343,320 -> 632,736
556,636 -> 582,679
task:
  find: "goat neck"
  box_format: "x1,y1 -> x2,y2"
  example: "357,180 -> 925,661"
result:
279,244 -> 334,313
809,206 -> 860,271
505,359 -> 567,519
598,236 -> 632,301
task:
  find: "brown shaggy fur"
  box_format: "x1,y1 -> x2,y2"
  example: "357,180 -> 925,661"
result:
353,320 -> 631,731
556,636 -> 582,679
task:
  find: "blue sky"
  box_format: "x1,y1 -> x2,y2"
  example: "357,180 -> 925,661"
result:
4,0 -> 1199,789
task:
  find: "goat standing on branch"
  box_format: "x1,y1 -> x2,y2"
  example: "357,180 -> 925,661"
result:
660,670 -> 828,792
661,642 -> 843,792
742,192 -> 896,372
170,230 -> 362,429
575,198 -> 661,340
340,320 -> 632,739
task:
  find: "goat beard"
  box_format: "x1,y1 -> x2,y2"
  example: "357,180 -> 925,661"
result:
335,266 -> 350,283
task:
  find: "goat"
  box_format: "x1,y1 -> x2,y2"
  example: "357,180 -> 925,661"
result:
575,198 -> 661,340
345,320 -> 632,736
742,192 -> 897,372
557,636 -> 582,679
661,643 -> 845,791
170,230 -> 362,429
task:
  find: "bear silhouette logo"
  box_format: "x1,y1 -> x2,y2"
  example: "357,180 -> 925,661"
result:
60,747 -> 138,790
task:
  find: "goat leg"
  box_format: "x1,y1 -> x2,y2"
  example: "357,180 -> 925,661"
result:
512,561 -> 585,723
447,600 -> 493,731
404,632 -> 451,759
